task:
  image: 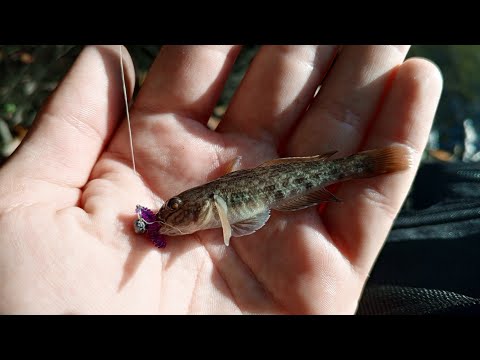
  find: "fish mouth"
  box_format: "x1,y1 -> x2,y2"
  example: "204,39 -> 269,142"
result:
156,199 -> 214,237
157,218 -> 191,236
158,218 -> 207,237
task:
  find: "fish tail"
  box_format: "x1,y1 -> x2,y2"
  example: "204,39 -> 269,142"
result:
357,145 -> 413,177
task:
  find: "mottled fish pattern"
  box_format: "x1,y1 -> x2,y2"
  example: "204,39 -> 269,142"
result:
145,145 -> 412,247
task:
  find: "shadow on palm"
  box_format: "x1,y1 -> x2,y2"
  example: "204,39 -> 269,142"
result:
96,46 -> 402,312
107,109 -> 348,313
0,45 -> 441,314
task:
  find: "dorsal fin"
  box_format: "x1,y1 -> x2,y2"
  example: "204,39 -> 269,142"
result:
224,156 -> 243,174
258,151 -> 338,167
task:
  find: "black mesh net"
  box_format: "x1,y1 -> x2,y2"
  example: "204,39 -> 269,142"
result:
358,161 -> 480,315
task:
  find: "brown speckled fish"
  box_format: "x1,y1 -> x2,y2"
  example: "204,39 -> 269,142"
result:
155,145 -> 412,246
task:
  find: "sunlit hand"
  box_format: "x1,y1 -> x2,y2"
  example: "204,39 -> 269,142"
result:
0,45 -> 442,314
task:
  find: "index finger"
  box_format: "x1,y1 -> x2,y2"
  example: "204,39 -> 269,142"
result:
132,45 -> 242,122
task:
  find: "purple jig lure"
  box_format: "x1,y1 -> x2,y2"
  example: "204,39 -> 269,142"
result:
134,205 -> 166,248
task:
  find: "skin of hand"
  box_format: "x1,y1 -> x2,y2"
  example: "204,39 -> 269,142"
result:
0,45 -> 442,314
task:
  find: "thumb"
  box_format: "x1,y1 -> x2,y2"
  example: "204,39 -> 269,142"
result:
0,45 -> 135,207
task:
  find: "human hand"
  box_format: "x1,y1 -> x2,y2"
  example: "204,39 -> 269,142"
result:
0,45 -> 442,314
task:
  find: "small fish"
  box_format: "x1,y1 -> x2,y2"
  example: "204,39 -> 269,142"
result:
143,145 -> 412,247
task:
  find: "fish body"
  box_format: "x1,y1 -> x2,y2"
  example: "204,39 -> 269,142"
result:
154,145 -> 412,246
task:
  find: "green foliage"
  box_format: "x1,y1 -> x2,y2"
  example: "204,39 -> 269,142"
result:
408,45 -> 480,149
1,45 -> 479,161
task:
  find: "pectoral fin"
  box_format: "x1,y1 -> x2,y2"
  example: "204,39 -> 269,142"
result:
273,188 -> 341,211
213,194 -> 232,246
231,210 -> 271,237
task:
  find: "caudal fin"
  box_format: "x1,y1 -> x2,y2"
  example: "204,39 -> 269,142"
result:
360,145 -> 413,176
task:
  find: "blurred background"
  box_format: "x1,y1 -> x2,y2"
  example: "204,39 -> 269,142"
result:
1,45 -> 480,168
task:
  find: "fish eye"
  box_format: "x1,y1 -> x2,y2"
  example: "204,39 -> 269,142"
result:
166,197 -> 182,210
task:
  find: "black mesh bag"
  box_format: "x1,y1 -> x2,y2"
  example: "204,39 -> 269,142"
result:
357,161 -> 480,315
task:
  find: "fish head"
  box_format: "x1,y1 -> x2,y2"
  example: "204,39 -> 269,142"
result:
156,191 -> 213,236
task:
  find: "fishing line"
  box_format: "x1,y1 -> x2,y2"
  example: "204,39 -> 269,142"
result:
138,216 -> 186,235
120,45 -> 137,175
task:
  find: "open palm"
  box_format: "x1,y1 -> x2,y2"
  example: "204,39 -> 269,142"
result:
0,45 -> 442,314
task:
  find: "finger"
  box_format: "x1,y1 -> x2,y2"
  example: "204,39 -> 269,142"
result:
322,58 -> 443,273
288,45 -> 411,157
133,45 -> 241,123
218,45 -> 338,148
1,45 -> 135,191
105,45 -> 242,198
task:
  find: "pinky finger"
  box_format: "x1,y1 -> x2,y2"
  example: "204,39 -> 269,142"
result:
323,58 -> 443,274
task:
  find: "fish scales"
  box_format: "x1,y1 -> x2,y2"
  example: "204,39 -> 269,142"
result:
159,152 -> 380,230
212,152 -> 373,207
137,145 -> 412,246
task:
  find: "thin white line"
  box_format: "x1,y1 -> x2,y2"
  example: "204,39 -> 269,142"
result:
120,45 -> 137,175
